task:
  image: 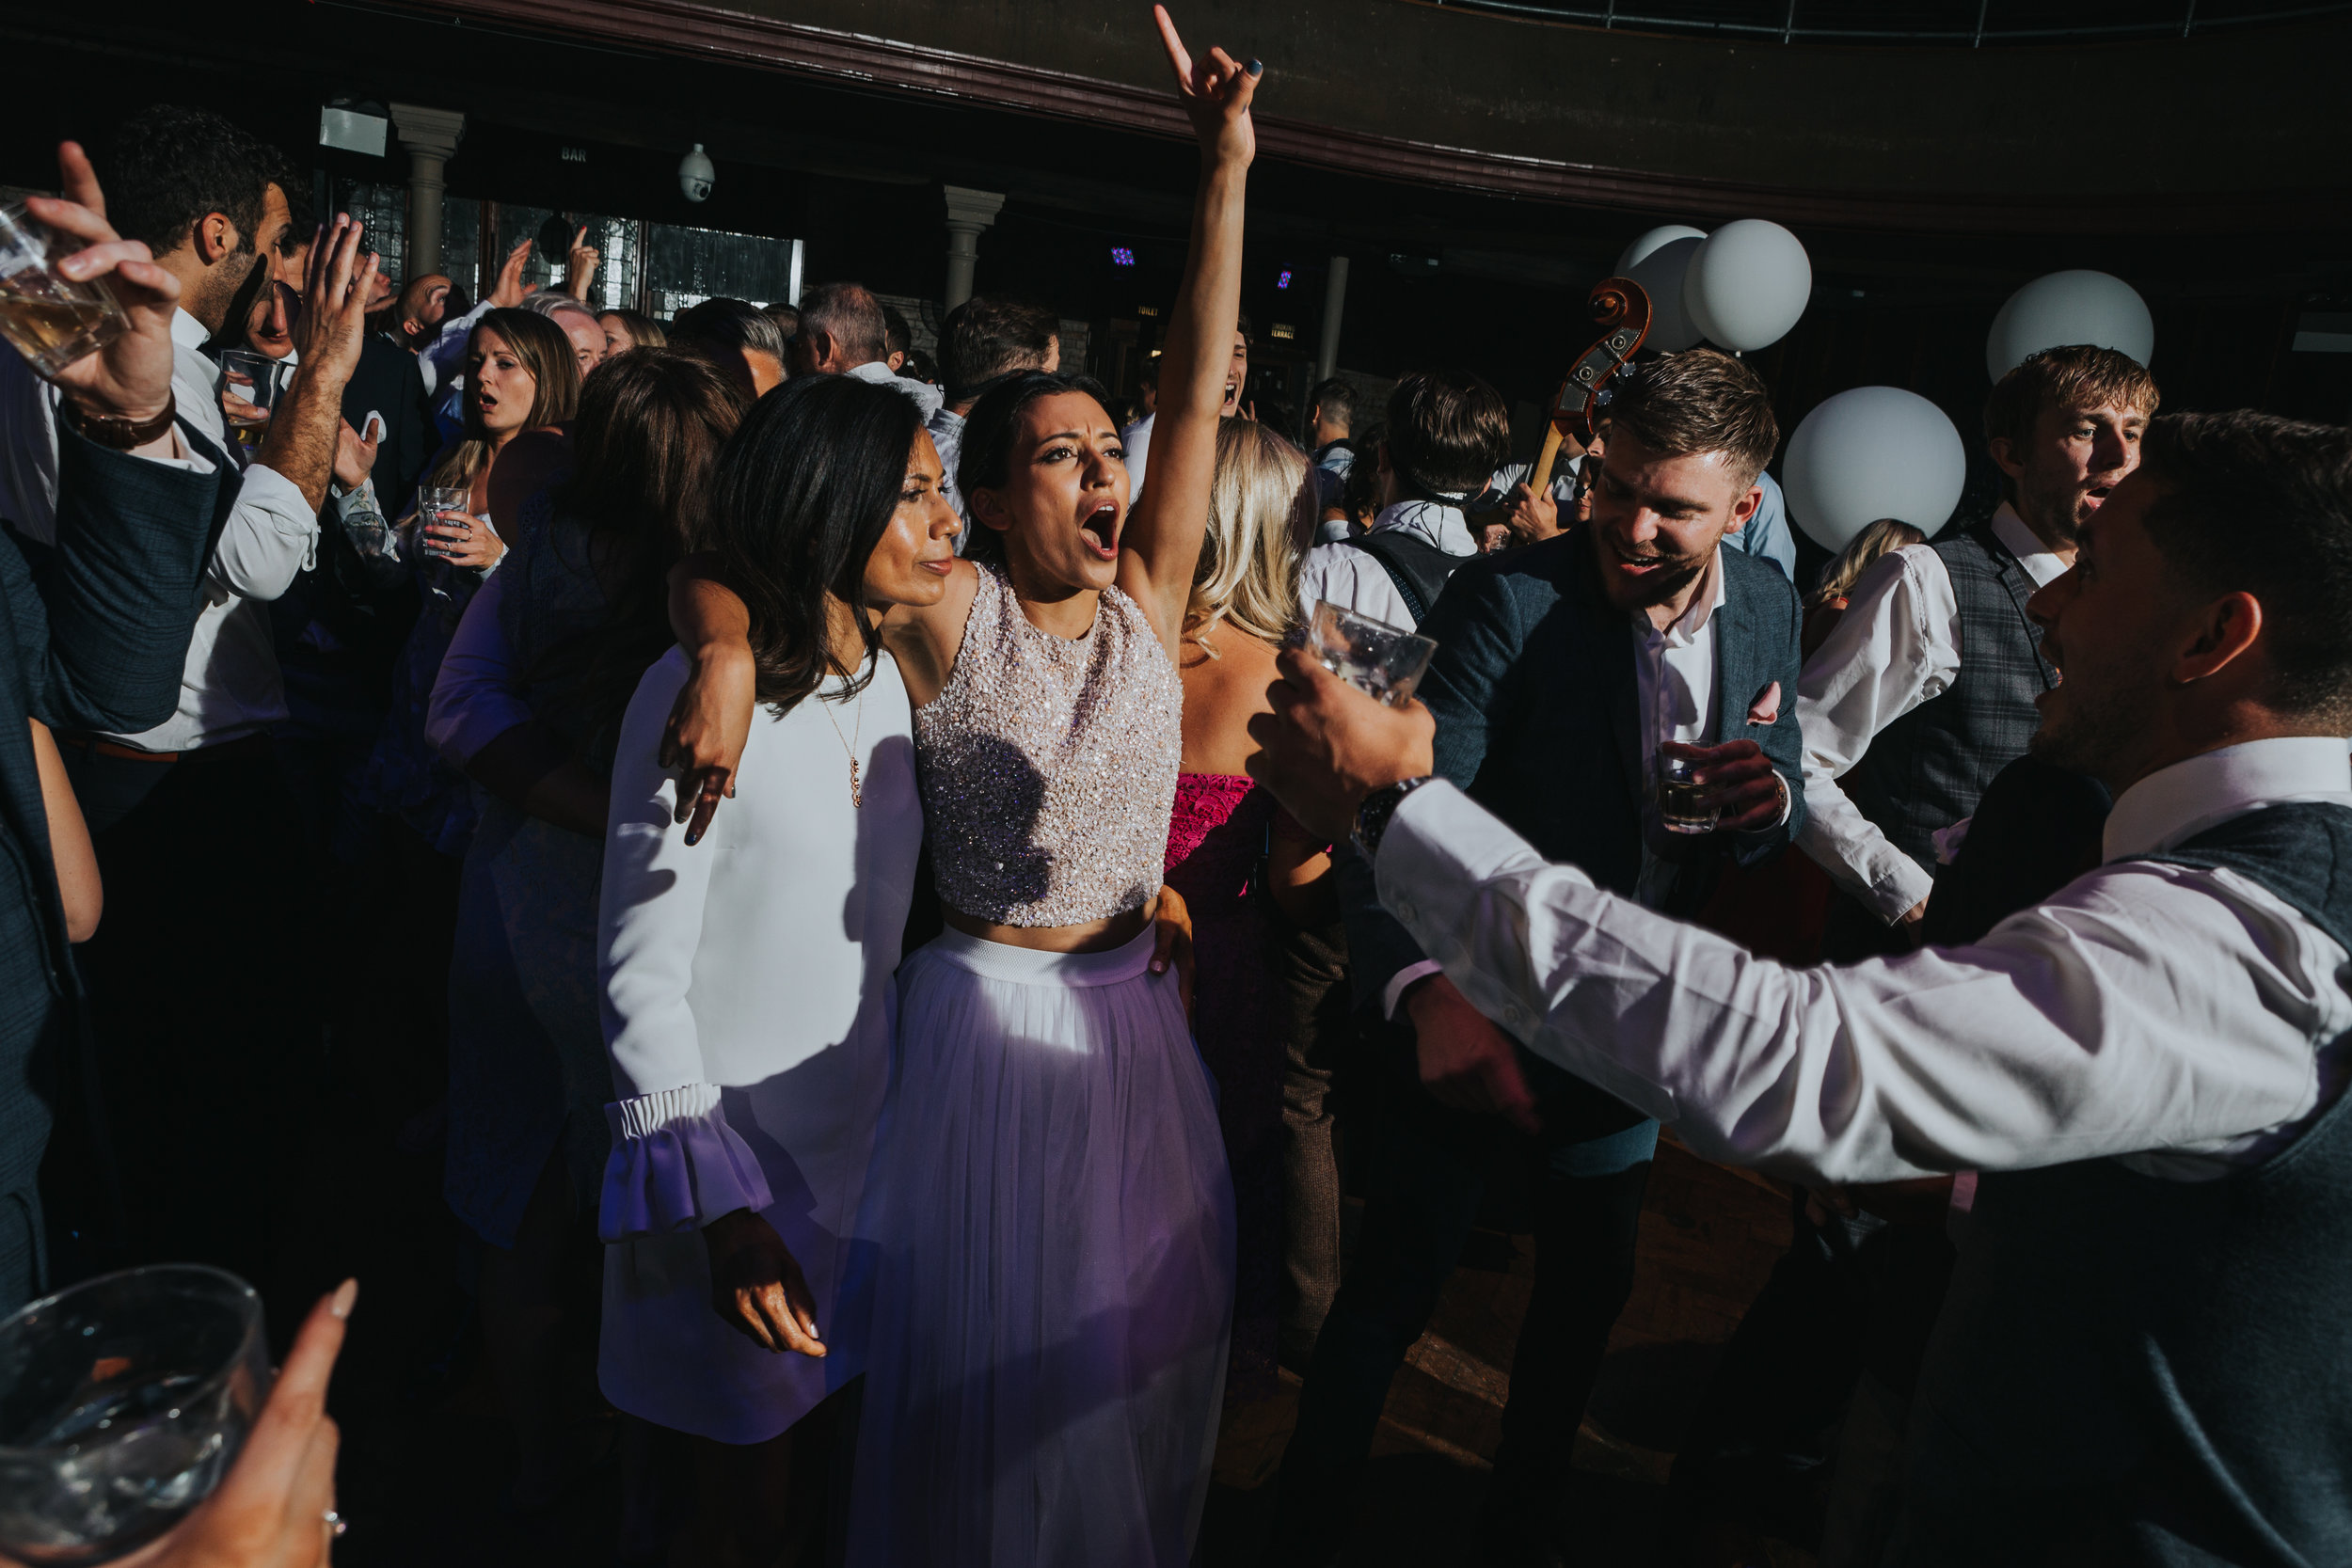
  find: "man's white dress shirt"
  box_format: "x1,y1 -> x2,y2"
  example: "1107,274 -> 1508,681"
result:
1374,735 -> 2352,1187
0,309 -> 316,751
1296,498 -> 1478,633
1795,503 -> 2067,922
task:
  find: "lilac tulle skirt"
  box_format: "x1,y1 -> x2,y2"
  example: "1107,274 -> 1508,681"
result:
845,923 -> 1235,1566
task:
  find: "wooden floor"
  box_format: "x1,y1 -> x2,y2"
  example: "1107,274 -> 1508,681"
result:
1195,1136 -> 1803,1566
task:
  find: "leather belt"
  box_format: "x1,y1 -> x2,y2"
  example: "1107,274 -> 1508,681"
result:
56,731 -> 272,767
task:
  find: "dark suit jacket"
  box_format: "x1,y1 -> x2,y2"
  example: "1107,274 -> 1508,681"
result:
269,337 -> 430,730
1345,531 -> 1808,1016
0,429 -> 217,1195
344,335 -> 436,505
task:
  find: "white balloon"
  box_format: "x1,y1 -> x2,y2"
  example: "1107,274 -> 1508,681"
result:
1618,232 -> 1707,353
1782,387 -> 1967,553
1614,224 -> 1707,276
1682,219 -> 1812,353
1985,269 -> 2153,380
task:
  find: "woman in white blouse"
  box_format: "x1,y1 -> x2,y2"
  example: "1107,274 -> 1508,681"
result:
595,374 -> 960,1562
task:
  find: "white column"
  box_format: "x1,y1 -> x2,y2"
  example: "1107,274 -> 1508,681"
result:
942,185 -> 1006,311
1317,255 -> 1351,384
389,103 -> 466,281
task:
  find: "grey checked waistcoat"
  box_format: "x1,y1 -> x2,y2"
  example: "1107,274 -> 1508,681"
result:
1842,519 -> 2057,875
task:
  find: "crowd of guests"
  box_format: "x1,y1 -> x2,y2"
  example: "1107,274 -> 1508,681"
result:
2,7 -> 2349,1566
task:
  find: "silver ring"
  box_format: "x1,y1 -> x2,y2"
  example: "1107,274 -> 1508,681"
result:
323,1509 -> 348,1536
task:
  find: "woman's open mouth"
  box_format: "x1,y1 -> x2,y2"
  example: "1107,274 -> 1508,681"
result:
1079,501 -> 1120,561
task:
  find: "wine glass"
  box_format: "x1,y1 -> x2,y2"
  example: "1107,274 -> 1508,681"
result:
0,1266 -> 270,1565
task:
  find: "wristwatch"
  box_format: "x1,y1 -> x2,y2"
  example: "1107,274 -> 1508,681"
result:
59,397 -> 177,451
1352,776 -> 1434,863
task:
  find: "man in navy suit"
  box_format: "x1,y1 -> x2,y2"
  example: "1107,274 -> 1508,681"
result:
1272,349 -> 1806,1565
0,150 -> 221,1307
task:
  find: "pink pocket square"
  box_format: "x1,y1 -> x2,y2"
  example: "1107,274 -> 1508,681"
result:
1746,681 -> 1782,726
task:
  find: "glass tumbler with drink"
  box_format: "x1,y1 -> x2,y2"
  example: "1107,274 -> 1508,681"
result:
1307,600 -> 1438,708
0,1265 -> 271,1565
216,351 -> 283,457
0,203 -> 129,381
1655,747 -> 1724,835
415,485 -> 471,560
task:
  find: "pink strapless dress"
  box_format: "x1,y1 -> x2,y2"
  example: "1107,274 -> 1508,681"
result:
1166,772 -> 1283,1401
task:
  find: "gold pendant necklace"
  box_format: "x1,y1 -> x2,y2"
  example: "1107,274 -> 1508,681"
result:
819,682 -> 866,809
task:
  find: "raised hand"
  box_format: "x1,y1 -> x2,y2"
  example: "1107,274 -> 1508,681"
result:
488,236 -> 533,309
1153,5 -> 1259,166
564,225 -> 600,302
292,214 -> 378,393
1245,647 -> 1436,844
28,141 -> 178,425
332,416 -> 379,491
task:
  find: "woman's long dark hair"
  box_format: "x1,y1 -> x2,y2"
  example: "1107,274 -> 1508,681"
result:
527,349 -> 751,737
953,370 -> 1114,565
704,374 -> 925,714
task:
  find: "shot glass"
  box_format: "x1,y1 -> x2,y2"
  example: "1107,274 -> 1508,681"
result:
1655,749 -> 1723,835
0,1265 -> 271,1565
1309,600 -> 1438,708
0,203 -> 129,380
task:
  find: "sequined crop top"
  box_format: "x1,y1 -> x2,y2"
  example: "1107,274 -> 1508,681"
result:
915,562 -> 1183,927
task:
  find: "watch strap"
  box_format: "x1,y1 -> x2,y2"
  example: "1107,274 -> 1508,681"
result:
60,397 -> 178,451
1352,776 -> 1433,863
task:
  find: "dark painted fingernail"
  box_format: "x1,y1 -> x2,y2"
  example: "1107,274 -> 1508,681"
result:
684,825 -> 702,847
1246,58 -> 1263,75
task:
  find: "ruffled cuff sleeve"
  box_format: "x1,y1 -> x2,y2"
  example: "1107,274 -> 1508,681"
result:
596,1083 -> 773,1243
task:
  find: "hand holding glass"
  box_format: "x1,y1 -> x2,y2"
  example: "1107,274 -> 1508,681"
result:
1308,601 -> 1438,708
1655,748 -> 1723,835
0,1266 -> 269,1565
215,351 -> 281,428
0,204 -> 128,380
415,486 -> 470,559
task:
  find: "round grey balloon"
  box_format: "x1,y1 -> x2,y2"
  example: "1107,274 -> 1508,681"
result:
1985,270 -> 2153,381
1622,233 -> 1707,353
1783,386 -> 1967,553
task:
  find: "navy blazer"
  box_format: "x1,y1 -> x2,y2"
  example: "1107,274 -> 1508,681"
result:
0,429 -> 217,1201
1344,531 -> 1807,1014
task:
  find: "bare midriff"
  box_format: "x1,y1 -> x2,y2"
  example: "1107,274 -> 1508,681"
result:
942,898 -> 1156,955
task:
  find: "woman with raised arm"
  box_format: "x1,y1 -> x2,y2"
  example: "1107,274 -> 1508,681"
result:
658,12 -> 1257,1558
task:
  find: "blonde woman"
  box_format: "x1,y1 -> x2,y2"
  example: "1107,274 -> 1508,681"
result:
1804,516 -> 1926,659
361,308 -> 579,858
1164,415 -> 1333,1400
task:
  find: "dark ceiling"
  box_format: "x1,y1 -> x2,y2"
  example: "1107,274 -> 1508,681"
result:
1439,0 -> 2352,46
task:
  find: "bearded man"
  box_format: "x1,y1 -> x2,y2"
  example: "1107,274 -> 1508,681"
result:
1797,345 -> 2157,958
1270,348 -> 1806,1564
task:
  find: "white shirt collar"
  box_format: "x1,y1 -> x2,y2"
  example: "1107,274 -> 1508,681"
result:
2103,736 -> 2352,862
1371,497 -> 1478,557
170,308 -> 210,353
1990,502 -> 2070,589
1640,546 -> 1727,648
